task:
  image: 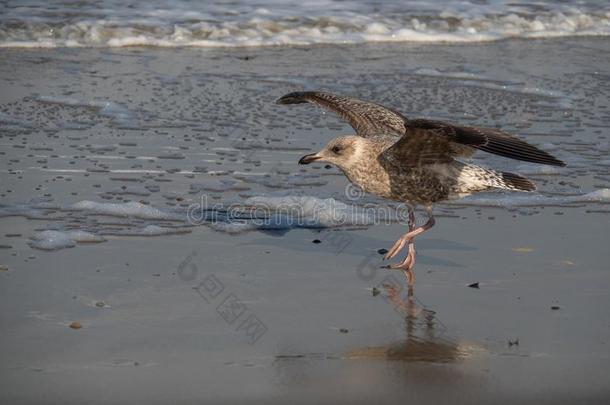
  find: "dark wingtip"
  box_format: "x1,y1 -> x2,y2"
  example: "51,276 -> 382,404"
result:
536,150 -> 566,167
478,143 -> 567,167
541,155 -> 566,167
276,91 -> 310,105
533,155 -> 566,167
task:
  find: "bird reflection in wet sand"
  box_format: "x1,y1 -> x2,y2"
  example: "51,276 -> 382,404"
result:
348,284 -> 464,362
278,91 -> 565,286
271,285 -> 484,398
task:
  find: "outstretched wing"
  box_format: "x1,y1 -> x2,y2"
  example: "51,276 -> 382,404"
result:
406,119 -> 565,167
277,91 -> 566,167
276,91 -> 406,137
380,126 -> 460,168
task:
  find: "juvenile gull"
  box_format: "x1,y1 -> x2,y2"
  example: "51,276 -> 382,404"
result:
277,91 -> 565,286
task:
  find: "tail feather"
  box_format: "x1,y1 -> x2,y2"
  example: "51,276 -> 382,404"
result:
501,171 -> 536,192
453,163 -> 536,194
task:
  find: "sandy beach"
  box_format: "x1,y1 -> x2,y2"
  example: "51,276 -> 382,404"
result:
1,36 -> 610,404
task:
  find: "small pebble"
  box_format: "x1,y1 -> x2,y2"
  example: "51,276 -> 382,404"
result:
312,239 -> 321,244
95,301 -> 105,308
551,305 -> 560,310
468,282 -> 480,289
372,287 -> 380,297
377,248 -> 388,255
339,328 -> 349,334
69,322 -> 82,330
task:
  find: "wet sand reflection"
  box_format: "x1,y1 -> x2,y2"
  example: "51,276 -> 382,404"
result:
271,284 -> 484,400
346,284 -> 467,362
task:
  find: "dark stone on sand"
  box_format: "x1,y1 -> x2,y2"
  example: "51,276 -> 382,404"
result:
276,354 -> 305,359
468,282 -> 480,289
312,239 -> 321,244
339,328 -> 349,334
377,248 -> 388,255
551,305 -> 560,310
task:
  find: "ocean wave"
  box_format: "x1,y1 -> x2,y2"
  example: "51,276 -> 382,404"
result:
1,3 -> 609,48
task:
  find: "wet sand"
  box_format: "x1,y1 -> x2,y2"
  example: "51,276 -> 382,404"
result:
1,38 -> 610,404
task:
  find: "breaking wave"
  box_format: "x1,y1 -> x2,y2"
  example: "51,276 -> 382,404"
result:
1,0 -> 609,48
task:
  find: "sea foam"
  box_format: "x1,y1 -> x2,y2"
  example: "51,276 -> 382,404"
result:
7,187 -> 610,251
1,1 -> 609,48
29,230 -> 106,251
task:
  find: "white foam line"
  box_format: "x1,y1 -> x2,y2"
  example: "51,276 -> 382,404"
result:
27,168 -> 85,173
23,167 -> 278,175
452,189 -> 610,207
232,171 -> 268,176
26,167 -> 180,174
85,155 -> 126,160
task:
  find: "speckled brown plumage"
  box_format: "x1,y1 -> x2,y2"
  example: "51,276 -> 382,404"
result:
279,91 -> 565,202
279,90 -> 565,285
278,91 -> 566,167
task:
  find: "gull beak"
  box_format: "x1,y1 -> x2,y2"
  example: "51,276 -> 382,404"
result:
298,153 -> 322,165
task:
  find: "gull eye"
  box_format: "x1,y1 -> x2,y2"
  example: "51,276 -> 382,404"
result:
331,145 -> 342,154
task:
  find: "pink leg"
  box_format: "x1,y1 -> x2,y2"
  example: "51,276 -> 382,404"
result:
391,242 -> 417,285
383,206 -> 435,286
383,207 -> 416,260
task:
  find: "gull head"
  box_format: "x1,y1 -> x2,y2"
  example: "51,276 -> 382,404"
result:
298,136 -> 364,171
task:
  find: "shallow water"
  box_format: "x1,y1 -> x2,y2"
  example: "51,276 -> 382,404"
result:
1,0 -> 610,47
1,39 -> 610,404
1,39 -> 610,247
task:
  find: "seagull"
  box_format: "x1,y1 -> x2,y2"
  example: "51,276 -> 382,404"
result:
277,91 -> 565,286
